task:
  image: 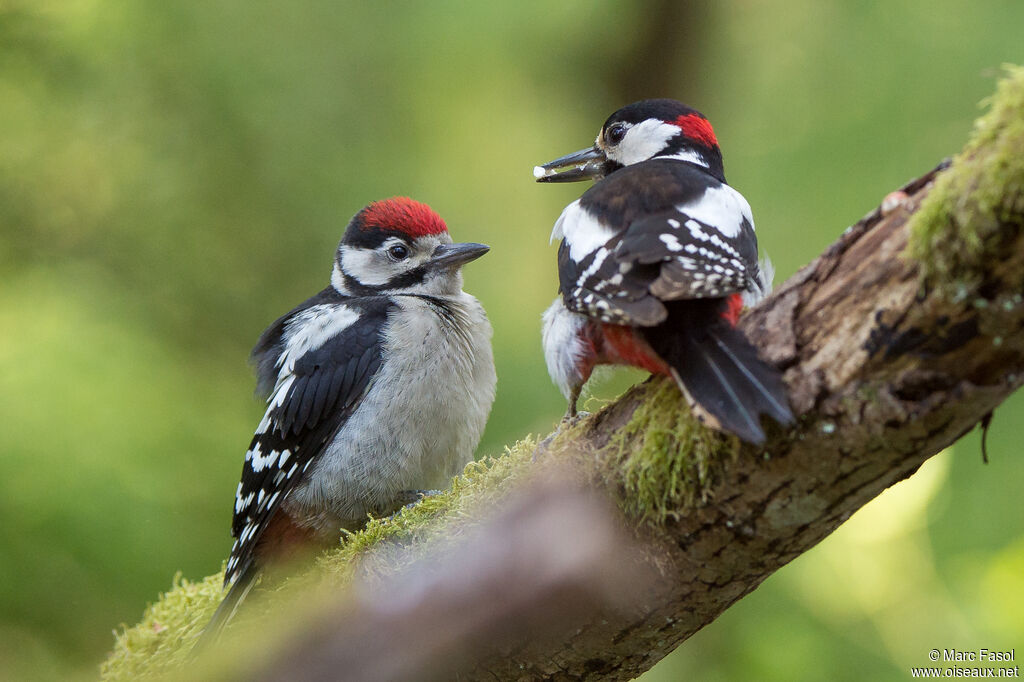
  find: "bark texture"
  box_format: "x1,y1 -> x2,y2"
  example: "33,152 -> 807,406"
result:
503,164 -> 1022,680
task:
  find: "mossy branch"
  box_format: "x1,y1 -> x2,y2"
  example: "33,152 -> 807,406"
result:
102,66 -> 1024,681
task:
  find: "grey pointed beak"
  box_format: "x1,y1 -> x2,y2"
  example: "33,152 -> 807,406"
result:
533,145 -> 612,183
429,242 -> 490,270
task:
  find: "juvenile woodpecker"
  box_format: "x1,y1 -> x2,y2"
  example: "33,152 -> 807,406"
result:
535,99 -> 792,444
205,197 -> 496,635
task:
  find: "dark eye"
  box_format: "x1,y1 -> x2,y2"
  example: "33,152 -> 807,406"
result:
387,244 -> 409,261
606,123 -> 627,146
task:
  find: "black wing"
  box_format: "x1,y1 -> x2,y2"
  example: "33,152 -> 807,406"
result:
225,292 -> 393,587
613,207 -> 758,301
557,239 -> 667,326
558,160 -> 760,327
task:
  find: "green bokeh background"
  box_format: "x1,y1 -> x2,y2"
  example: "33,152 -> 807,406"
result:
1,2 -> 1022,679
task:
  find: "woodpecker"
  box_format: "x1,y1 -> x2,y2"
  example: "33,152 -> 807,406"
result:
204,197 -> 496,637
535,99 -> 793,444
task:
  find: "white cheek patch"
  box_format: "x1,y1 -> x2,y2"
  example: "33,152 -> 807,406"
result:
676,184 -> 754,238
339,246 -> 396,286
610,119 -> 681,166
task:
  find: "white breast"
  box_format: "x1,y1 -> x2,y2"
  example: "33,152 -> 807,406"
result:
286,293 -> 496,529
541,297 -> 589,399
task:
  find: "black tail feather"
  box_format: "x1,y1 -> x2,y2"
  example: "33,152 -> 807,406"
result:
642,299 -> 794,444
192,560 -> 257,652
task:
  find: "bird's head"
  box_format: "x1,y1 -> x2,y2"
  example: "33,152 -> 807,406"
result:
332,197 -> 489,297
534,99 -> 724,183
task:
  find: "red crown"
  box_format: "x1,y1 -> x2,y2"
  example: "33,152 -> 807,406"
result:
360,197 -> 448,238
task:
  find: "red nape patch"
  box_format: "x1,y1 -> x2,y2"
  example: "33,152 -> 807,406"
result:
721,293 -> 744,326
359,197 -> 448,238
672,113 -> 718,148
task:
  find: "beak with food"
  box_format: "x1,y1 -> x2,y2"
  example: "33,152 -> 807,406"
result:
428,242 -> 490,271
533,145 -> 615,183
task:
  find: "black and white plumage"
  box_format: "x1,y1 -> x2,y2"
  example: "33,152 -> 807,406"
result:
204,197 -> 496,638
536,99 -> 792,444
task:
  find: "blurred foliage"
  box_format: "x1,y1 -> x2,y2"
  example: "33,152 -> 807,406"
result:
0,1 -> 1022,680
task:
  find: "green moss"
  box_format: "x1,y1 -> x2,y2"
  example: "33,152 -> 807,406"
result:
99,384 -> 760,678
604,378 -> 740,524
100,573 -> 225,680
909,65 -> 1024,290
317,438 -> 538,584
99,440 -> 537,680
98,381 -> 734,678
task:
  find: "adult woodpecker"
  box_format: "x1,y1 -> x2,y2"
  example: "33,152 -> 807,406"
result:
203,197 -> 496,637
535,99 -> 792,444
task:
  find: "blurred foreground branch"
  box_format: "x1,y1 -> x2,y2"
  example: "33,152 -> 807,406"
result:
256,476 -> 653,682
102,68 -> 1024,681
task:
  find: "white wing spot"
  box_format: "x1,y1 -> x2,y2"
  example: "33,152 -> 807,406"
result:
686,220 -> 709,241
585,248 -> 609,275
250,447 -> 279,473
235,491 -> 254,514
659,233 -> 684,252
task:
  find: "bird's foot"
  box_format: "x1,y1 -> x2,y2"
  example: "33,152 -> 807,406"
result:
383,489 -> 442,523
562,409 -> 591,427
534,410 -> 591,461
395,489 -> 441,508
